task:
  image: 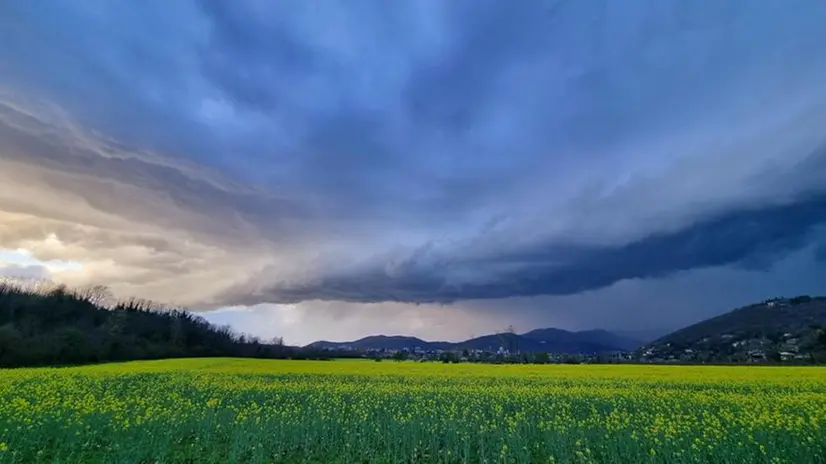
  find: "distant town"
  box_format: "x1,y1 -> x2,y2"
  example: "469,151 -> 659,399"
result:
322,344 -> 637,364
317,296 -> 826,365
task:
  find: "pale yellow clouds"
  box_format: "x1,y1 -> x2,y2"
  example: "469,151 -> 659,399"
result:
0,96 -> 293,307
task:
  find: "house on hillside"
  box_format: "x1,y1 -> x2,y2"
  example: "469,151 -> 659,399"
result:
747,349 -> 766,362
780,342 -> 800,354
765,298 -> 790,308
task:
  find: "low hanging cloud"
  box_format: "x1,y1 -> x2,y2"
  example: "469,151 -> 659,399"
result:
1,0 -> 826,334
203,244 -> 826,346
240,197 -> 826,305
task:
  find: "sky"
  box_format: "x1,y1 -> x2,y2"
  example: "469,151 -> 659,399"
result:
1,0 -> 826,346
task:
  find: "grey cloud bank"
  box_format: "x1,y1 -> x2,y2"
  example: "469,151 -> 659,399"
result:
1,0 -> 826,338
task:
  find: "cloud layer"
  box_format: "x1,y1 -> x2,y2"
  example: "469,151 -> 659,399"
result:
2,1 -> 826,338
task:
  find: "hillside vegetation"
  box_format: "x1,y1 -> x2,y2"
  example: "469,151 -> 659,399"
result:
0,283 -> 328,368
644,296 -> 826,363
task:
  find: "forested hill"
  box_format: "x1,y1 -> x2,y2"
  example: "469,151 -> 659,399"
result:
643,296 -> 826,362
0,283 -> 320,368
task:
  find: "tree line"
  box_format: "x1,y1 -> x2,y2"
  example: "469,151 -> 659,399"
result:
0,283 -> 338,368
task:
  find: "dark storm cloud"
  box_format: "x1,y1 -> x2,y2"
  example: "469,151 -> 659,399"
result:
401,1 -> 563,132
1,0 -> 826,319
240,194 -> 826,304
196,0 -> 326,114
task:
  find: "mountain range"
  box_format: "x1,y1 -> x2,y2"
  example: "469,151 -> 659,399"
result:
306,328 -> 643,354
308,296 -> 826,358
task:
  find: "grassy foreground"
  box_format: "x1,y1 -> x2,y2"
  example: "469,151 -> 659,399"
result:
1,359 -> 825,463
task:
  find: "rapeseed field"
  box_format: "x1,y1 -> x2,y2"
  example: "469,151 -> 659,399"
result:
1,358 -> 825,463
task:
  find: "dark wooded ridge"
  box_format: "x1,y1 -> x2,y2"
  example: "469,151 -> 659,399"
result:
0,283 -> 340,368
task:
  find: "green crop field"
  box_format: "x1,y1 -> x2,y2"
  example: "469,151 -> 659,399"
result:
1,358 -> 825,463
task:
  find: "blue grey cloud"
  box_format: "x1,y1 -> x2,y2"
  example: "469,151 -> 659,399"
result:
1,0 -> 825,328
246,194 -> 826,304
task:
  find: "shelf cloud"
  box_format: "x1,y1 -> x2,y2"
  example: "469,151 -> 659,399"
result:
2,0 -> 825,342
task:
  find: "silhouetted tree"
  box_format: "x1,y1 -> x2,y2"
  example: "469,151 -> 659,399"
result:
0,283 -> 302,368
